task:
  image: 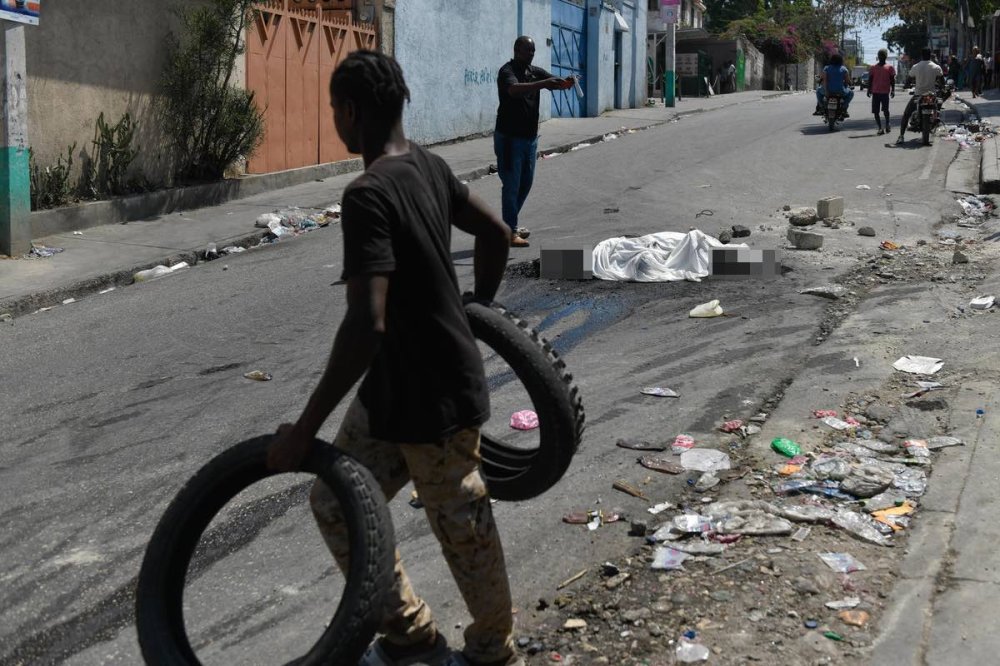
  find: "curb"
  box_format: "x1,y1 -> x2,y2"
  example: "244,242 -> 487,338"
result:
951,95 -> 1000,195
0,92 -> 794,321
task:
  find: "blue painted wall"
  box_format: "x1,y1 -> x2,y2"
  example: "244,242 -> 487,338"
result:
395,0 -> 646,144
395,0 -> 552,145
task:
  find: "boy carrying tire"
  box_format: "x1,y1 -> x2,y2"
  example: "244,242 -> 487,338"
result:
267,51 -> 522,666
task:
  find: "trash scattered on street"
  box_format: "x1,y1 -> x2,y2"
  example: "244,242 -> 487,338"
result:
617,438 -> 666,451
98,287 -> 116,294
510,410 -> 539,430
818,552 -> 867,573
824,631 -> 844,641
647,501 -> 674,515
689,299 -> 724,318
791,526 -> 811,542
672,434 -> 696,453
675,638 -> 710,662
970,296 -> 995,310
254,206 -> 336,239
927,436 -> 964,449
893,355 -> 943,375
813,409 -> 838,418
243,370 -> 272,381
613,480 -> 648,500
680,449 -> 732,472
820,415 -> 854,431
134,262 -> 189,282
570,143 -> 592,151
556,569 -> 589,590
28,245 -> 64,258
838,610 -> 870,627
641,386 -> 679,398
640,456 -> 684,474
856,185 -> 871,190
720,419 -> 744,433
651,547 -> 689,570
825,597 -> 861,610
771,437 -> 802,457
800,285 -> 847,299
880,240 -> 900,250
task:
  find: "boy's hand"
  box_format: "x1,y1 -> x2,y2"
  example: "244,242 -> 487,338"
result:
267,423 -> 312,472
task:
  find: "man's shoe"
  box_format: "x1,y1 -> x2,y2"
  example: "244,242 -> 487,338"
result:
877,128 -> 885,135
359,634 -> 450,666
443,653 -> 525,666
514,227 -> 530,239
843,111 -> 850,118
885,123 -> 891,132
896,135 -> 905,145
510,236 -> 530,248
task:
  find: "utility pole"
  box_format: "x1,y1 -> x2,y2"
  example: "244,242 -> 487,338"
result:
661,0 -> 679,107
0,22 -> 31,257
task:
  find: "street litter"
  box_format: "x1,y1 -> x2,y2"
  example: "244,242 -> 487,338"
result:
640,456 -> 684,474
243,370 -> 272,382
681,449 -> 731,472
640,386 -> 679,397
880,240 -> 900,250
668,540 -> 726,555
98,287 -> 116,295
856,185 -> 871,190
28,245 -> 64,258
647,501 -> 674,515
617,438 -> 666,451
904,439 -> 931,459
720,419 -> 743,433
800,285 -> 847,299
771,437 -> 802,457
893,355 -> 943,375
222,245 -> 246,255
72,230 -> 83,236
61,298 -> 76,305
556,569 -> 589,590
813,409 -> 838,418
675,638 -> 710,663
791,526 -> 811,542
821,416 -> 854,431
134,262 -> 189,282
970,296 -> 995,310
927,436 -> 964,449
254,206 -> 335,238
569,142 -> 592,151
871,501 -> 916,531
818,552 -> 867,573
613,480 -> 648,500
832,509 -> 893,546
563,509 -> 620,530
689,299 -> 724,317
839,610 -> 870,627
825,597 -> 861,610
592,229 -> 748,282
602,133 -> 618,142
509,410 -> 539,430
562,618 -> 587,630
672,434 -> 696,453
694,472 -> 720,492
651,546 -> 689,570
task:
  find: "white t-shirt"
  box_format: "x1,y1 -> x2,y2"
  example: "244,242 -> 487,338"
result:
910,60 -> 943,95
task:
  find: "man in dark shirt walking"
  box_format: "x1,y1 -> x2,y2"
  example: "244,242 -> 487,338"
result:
269,51 -> 522,666
495,36 -> 574,248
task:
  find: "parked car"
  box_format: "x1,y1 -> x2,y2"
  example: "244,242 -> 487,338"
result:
858,72 -> 870,90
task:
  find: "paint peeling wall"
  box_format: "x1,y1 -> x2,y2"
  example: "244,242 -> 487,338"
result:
395,0 -> 552,145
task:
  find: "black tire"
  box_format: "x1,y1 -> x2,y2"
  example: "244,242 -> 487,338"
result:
922,114 -> 931,145
135,437 -> 395,666
466,301 -> 585,501
828,115 -> 836,131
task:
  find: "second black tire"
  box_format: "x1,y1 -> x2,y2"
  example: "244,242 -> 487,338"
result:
135,436 -> 395,666
466,301 -> 585,501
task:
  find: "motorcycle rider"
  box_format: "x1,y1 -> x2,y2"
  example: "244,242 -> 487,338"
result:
897,47 -> 944,145
814,53 -> 854,117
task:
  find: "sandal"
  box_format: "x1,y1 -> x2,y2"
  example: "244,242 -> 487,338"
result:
443,653 -> 525,666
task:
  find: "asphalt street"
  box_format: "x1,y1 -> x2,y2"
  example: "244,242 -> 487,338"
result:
0,91 -> 972,664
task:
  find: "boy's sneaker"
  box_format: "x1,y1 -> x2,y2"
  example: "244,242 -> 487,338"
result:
510,236 -> 530,248
514,227 -> 530,239
359,634 -> 451,666
443,653 -> 526,666
877,128 -> 885,135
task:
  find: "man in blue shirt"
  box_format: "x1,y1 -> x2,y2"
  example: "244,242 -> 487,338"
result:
814,53 -> 854,117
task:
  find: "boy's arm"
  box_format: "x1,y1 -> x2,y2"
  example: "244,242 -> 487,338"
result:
453,193 -> 511,302
268,273 -> 389,471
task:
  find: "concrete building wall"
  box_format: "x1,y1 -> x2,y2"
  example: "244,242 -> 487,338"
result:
614,0 -> 647,109
395,0 -> 552,146
16,0 -> 200,186
586,0 -> 615,116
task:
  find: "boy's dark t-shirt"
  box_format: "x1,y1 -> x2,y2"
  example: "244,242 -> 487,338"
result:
495,60 -> 554,139
340,142 -> 490,443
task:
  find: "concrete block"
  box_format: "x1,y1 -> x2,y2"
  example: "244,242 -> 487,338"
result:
540,247 -> 593,280
786,227 -> 824,250
710,248 -> 780,279
817,196 -> 844,219
981,137 -> 1000,194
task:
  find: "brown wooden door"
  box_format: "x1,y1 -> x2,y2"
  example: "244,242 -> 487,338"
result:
247,1 -> 377,173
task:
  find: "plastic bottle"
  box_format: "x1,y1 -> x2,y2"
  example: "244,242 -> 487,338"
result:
676,639 -> 711,663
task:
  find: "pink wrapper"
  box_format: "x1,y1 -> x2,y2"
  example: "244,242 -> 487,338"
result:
509,410 -> 539,430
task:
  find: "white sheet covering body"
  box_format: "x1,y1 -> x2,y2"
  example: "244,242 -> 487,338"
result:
592,230 -> 748,282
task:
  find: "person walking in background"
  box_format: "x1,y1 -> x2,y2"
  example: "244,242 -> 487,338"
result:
867,49 -> 896,135
494,36 -> 574,248
970,46 -> 985,97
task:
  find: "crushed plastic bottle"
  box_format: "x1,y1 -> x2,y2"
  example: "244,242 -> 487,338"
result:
676,638 -> 711,663
893,468 -> 928,496
832,510 -> 893,547
771,437 -> 801,457
817,551 -> 867,573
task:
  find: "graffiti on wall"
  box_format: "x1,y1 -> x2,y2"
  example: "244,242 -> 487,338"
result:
464,67 -> 496,86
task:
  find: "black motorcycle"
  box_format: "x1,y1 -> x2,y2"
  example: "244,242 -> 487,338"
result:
907,79 -> 954,145
823,91 -> 849,131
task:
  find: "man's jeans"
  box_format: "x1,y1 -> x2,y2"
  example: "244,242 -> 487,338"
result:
816,87 -> 854,109
493,131 -> 538,232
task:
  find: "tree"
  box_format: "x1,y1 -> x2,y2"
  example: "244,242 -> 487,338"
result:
883,21 -> 929,60
160,0 -> 265,183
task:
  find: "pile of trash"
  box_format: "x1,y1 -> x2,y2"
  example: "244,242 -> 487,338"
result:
253,204 -> 341,239
944,121 -> 996,149
954,194 -> 995,228
608,409 -> 964,571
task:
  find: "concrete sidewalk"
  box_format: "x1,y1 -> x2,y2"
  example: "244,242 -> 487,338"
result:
961,88 -> 1000,192
0,89 -> 794,318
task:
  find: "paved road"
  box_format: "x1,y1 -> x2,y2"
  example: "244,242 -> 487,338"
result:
0,92 -> 970,664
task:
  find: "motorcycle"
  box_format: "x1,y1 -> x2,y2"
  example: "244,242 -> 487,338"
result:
823,91 -> 848,131
907,79 -> 954,145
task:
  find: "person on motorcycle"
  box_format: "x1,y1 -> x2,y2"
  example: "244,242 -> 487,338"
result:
815,53 -> 854,117
897,47 -> 944,145
867,48 -> 896,135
